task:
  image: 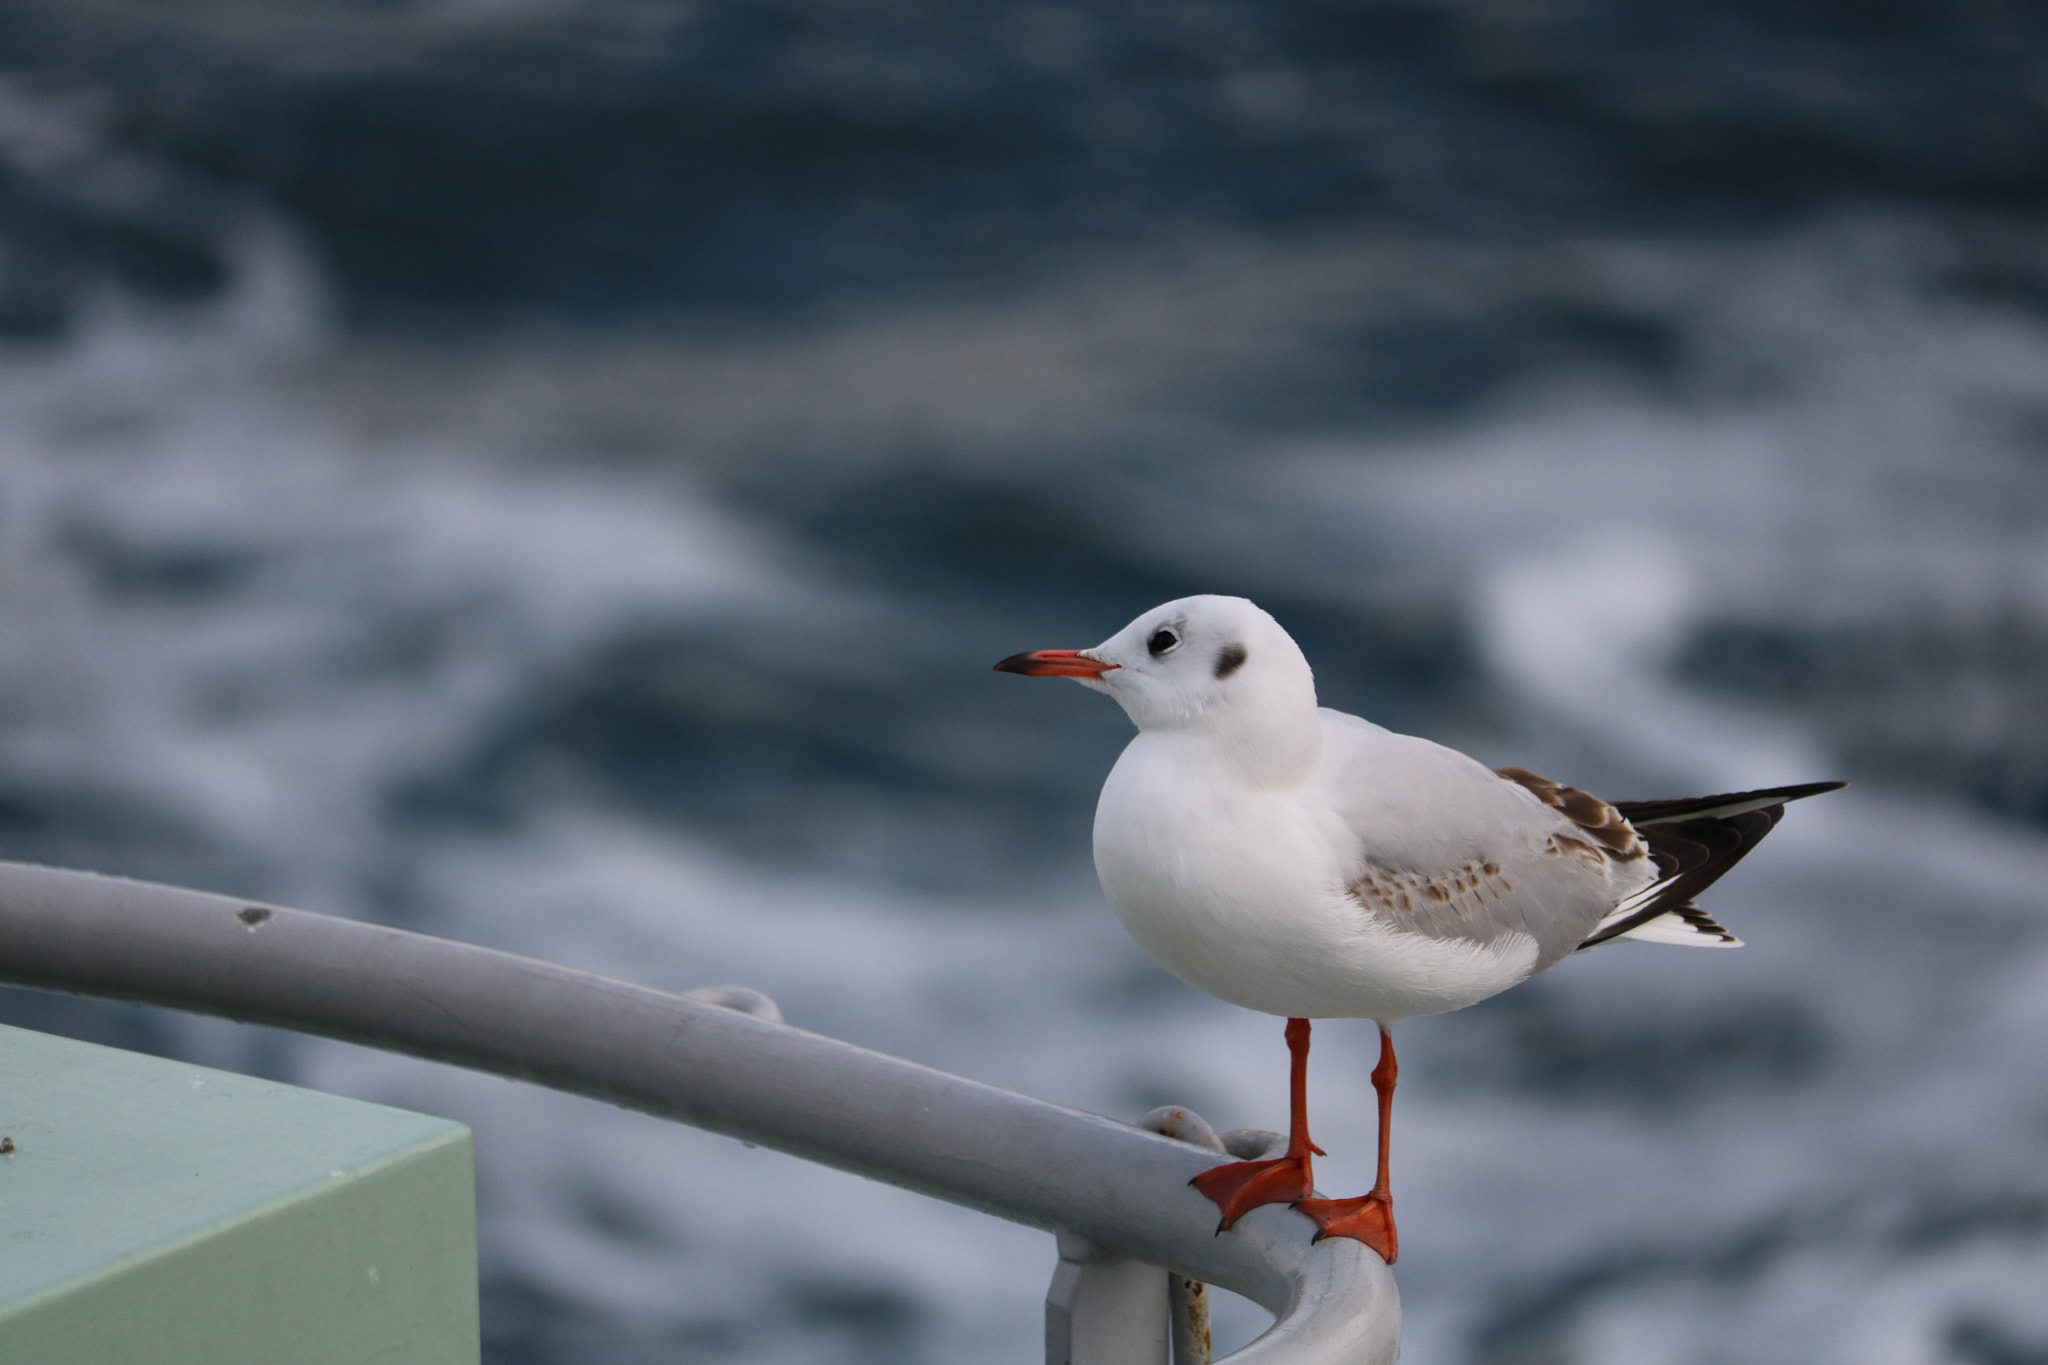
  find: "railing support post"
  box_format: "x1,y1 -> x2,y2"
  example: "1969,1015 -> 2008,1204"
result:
1170,1274 -> 1212,1365
1047,1232 -> 1169,1365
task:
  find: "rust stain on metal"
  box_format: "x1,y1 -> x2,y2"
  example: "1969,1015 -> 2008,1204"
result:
1173,1274 -> 1212,1365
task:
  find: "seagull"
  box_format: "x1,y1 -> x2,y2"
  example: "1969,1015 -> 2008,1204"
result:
995,594 -> 1842,1264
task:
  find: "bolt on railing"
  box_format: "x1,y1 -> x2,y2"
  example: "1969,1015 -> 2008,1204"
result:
0,861 -> 1399,1363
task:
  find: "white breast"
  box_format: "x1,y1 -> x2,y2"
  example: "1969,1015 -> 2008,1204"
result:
1091,730 -> 1543,1023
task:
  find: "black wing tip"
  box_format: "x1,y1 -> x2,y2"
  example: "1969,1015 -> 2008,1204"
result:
1580,781 -> 1846,953
1679,778 -> 1849,807
1613,780 -> 1849,825
1674,903 -> 1741,943
1779,779 -> 1849,801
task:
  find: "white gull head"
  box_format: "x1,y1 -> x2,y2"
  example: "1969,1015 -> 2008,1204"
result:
1062,595 -> 1324,786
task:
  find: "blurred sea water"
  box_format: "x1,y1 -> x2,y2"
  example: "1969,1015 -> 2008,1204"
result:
3,4 -> 2048,1363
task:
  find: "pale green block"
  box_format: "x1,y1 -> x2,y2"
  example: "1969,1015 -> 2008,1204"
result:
0,1021 -> 478,1365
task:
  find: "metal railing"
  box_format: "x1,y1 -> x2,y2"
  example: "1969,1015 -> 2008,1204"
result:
0,860 -> 1400,1364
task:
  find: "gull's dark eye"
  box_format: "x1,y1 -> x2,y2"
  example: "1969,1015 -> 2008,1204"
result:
1147,628 -> 1181,658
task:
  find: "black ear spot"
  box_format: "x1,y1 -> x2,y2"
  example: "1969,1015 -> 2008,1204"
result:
1214,643 -> 1248,679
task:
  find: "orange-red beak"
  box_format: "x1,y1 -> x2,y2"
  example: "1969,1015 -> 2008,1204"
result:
992,649 -> 1119,678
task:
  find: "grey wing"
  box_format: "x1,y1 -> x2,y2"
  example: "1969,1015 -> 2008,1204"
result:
1313,713 -> 1654,969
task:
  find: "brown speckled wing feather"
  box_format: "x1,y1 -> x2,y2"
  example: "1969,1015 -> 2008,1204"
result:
1494,767 -> 1648,863
1347,859 -> 1528,945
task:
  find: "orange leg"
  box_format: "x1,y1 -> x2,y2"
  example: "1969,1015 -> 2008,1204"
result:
1190,1017 -> 1325,1230
1296,1024 -> 1399,1263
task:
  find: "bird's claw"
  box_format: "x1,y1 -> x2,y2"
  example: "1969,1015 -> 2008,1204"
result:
1295,1192 -> 1398,1264
1191,1153 -> 1316,1229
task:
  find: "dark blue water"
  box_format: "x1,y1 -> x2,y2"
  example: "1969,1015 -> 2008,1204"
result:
2,4 -> 2047,1362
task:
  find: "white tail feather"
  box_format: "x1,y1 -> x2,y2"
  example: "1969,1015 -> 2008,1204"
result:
1590,879 -> 1669,936
1612,912 -> 1742,948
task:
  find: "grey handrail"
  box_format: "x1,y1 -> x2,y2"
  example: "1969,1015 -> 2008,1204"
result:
0,860 -> 1399,1363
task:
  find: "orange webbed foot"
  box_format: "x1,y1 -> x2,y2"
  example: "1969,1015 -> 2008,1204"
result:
1295,1192 -> 1398,1264
1190,1152 -> 1317,1230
